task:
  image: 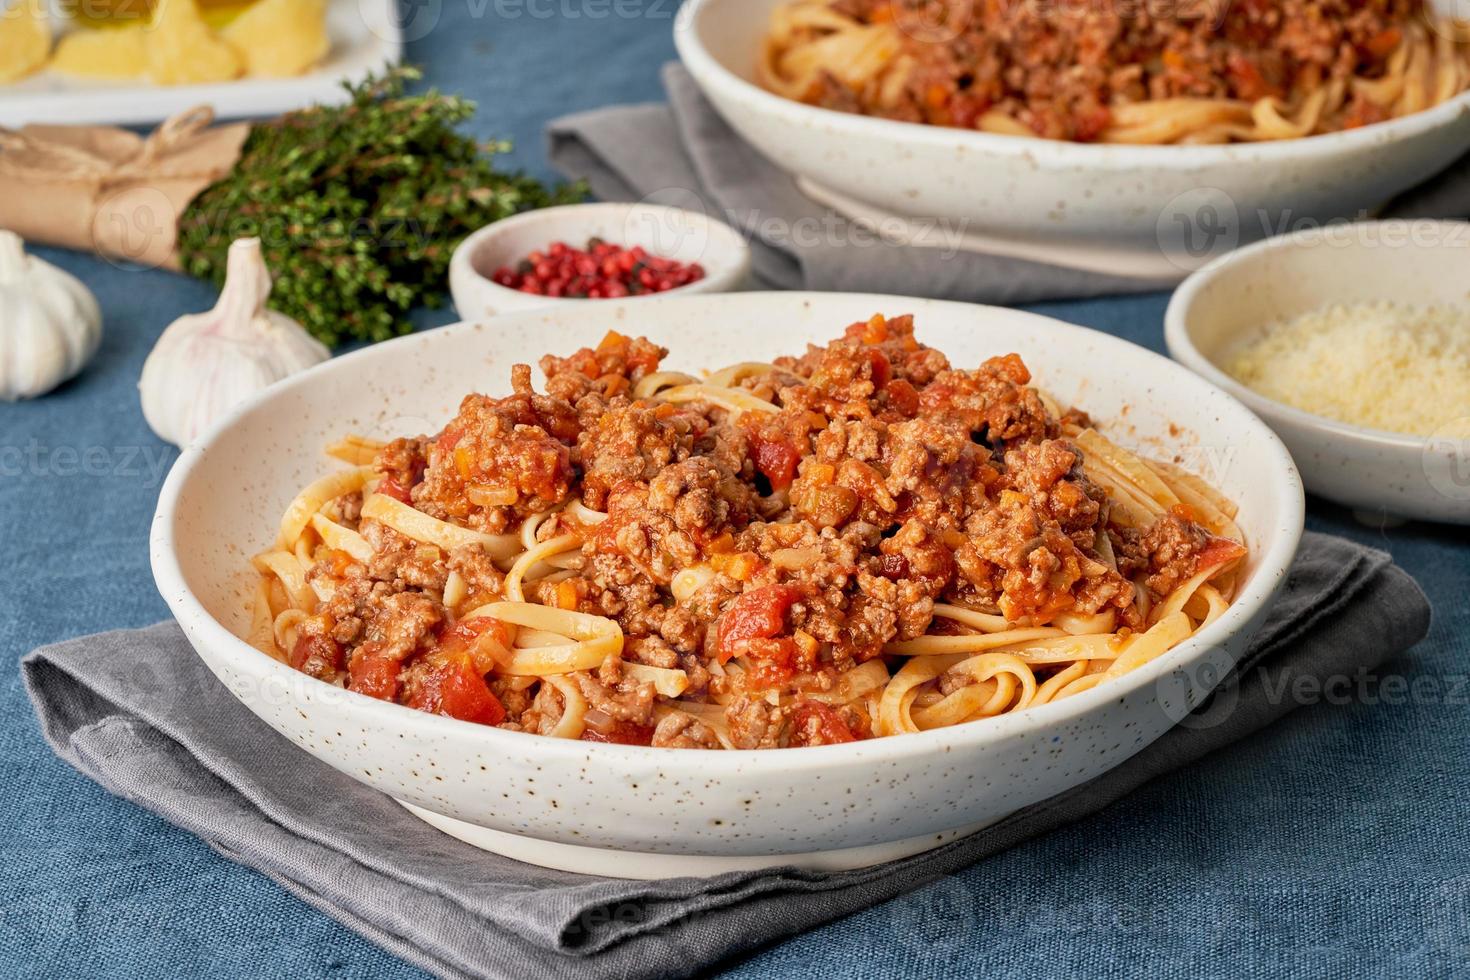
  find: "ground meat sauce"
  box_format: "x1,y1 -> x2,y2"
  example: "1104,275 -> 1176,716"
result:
814,0 -> 1428,141
291,320 -> 1236,748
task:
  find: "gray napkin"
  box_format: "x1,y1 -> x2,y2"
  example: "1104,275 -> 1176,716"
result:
546,63 -> 1470,304
23,532 -> 1429,980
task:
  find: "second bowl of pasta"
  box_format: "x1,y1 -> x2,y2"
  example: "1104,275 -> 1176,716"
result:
675,0 -> 1470,276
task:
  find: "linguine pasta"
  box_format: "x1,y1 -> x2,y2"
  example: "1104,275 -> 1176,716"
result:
249,317 -> 1247,748
759,0 -> 1470,144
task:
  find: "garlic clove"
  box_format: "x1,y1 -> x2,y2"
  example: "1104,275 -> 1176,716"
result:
139,237 -> 328,447
0,231 -> 103,402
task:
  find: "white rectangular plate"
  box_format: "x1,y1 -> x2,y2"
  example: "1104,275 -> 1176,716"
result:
0,0 -> 402,127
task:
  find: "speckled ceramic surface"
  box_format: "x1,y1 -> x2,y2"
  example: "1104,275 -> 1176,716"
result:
1166,219 -> 1470,525
448,203 -> 752,320
151,293 -> 1303,877
676,0 -> 1470,272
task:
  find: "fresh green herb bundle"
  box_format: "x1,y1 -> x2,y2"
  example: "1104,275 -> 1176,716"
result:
177,67 -> 583,346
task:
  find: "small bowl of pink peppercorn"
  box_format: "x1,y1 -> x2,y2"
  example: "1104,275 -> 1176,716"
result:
449,202 -> 752,319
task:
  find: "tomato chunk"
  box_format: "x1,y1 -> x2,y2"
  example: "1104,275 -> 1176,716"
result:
377,476 -> 413,504
289,631 -> 343,678
788,701 -> 857,746
1198,535 -> 1248,574
348,647 -> 400,701
717,584 -> 804,662
406,654 -> 506,726
885,378 -> 919,416
436,616 -> 512,674
983,352 -> 1030,385
865,348 -> 891,389
436,422 -> 466,455
745,637 -> 800,690
1225,52 -> 1277,101
580,721 -> 655,745
1363,27 -> 1402,60
749,433 -> 800,492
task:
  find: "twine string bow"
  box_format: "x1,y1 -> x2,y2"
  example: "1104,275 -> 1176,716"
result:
0,105 -> 220,187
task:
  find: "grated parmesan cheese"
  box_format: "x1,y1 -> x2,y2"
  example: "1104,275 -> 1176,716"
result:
1226,301 -> 1470,438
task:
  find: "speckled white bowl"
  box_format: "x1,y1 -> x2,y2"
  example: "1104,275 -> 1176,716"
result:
676,0 -> 1470,275
152,293 -> 1303,879
448,203 -> 751,319
1166,219 -> 1470,525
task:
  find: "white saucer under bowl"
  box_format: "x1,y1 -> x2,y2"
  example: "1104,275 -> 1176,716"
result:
398,799 -> 991,878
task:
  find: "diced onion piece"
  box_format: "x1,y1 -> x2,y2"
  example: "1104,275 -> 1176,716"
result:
671,564 -> 716,603
624,663 -> 690,698
467,484 -> 519,507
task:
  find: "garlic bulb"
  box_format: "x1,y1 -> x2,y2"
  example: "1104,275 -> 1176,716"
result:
140,237 -> 328,447
0,231 -> 103,401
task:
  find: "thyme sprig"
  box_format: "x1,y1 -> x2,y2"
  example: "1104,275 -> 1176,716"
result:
178,67 -> 583,346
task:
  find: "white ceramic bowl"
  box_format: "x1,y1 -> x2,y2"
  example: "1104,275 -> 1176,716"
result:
152,292 -> 1303,879
449,202 -> 751,319
1166,219 -> 1470,525
675,0 -> 1470,273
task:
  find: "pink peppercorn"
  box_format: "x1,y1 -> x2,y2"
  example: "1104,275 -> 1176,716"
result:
491,238 -> 707,299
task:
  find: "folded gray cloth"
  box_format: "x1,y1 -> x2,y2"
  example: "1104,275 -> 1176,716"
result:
23,532 -> 1429,980
546,63 -> 1470,305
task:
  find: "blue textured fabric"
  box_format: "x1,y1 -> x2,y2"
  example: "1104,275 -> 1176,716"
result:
2,5 -> 1467,978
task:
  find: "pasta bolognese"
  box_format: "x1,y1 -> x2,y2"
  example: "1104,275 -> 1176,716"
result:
759,0 -> 1470,143
248,317 -> 1247,749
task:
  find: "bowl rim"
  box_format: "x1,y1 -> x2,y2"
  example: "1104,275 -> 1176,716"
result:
449,201 -> 753,307
675,0 -> 1470,168
151,291 -> 1305,770
1163,218 -> 1461,453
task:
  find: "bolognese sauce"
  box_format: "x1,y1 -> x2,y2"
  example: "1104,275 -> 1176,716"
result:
763,0 -> 1469,142
252,317 -> 1247,749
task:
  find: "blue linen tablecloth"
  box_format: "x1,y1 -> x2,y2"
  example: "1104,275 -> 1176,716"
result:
2,5 -> 1467,978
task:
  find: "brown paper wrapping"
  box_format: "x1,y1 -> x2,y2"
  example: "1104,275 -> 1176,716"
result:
0,107 -> 251,271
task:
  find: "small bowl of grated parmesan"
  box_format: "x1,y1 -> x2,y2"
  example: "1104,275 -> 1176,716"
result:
1166,219 -> 1470,525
